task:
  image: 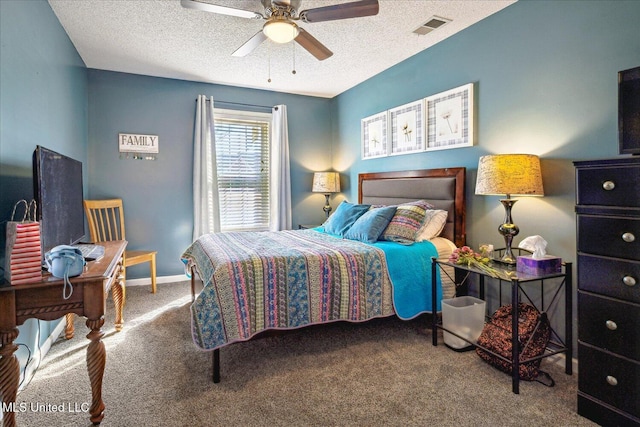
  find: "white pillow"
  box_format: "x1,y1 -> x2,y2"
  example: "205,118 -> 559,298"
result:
416,209 -> 448,241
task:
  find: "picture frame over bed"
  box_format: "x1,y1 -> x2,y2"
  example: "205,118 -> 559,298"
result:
361,111 -> 388,159
388,100 -> 424,156
425,83 -> 474,151
183,167 -> 466,383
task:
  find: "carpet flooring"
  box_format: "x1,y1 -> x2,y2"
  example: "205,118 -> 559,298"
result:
14,281 -> 596,427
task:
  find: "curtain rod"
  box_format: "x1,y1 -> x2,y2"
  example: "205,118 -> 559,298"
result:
196,98 -> 275,111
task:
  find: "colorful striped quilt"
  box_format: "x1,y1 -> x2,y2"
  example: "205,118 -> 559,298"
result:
182,229 -> 430,351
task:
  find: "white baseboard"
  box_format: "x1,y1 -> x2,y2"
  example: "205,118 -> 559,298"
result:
125,274 -> 189,287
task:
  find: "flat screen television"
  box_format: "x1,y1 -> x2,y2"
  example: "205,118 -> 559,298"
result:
619,65 -> 640,155
33,145 -> 85,256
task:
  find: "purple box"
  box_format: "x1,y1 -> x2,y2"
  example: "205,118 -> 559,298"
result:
516,255 -> 562,276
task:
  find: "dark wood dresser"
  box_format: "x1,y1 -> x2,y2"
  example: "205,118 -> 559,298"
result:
574,157 -> 640,426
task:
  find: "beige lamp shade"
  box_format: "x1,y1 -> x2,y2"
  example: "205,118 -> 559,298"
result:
312,172 -> 340,193
475,154 -> 544,197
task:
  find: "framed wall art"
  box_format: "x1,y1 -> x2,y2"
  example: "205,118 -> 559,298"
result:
425,83 -> 474,151
119,132 -> 159,160
361,111 -> 388,159
389,100 -> 424,155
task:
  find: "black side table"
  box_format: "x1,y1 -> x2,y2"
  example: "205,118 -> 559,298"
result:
431,257 -> 573,394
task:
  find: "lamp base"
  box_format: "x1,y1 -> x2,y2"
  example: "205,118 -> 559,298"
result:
498,199 -> 519,264
322,194 -> 332,218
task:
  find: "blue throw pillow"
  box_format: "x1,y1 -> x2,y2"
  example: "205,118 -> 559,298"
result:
322,201 -> 371,236
344,206 -> 397,243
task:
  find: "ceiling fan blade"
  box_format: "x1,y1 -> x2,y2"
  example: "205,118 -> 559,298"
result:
295,28 -> 333,60
232,31 -> 268,57
180,0 -> 263,20
299,0 -> 379,23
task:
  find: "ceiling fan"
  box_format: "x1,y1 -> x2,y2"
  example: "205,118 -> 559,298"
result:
180,0 -> 380,61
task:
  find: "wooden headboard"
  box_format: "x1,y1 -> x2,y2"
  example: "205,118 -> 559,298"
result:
358,168 -> 466,248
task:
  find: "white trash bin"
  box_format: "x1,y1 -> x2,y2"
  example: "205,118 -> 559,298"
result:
441,296 -> 486,350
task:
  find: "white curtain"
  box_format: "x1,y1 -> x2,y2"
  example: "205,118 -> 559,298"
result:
192,95 -> 220,240
270,104 -> 292,231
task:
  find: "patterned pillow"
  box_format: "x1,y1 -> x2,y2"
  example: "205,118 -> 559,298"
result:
416,209 -> 448,241
380,200 -> 434,243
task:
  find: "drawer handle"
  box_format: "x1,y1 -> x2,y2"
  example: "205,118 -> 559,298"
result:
605,320 -> 618,331
602,180 -> 616,191
623,275 -> 637,287
622,232 -> 635,243
606,375 -> 618,386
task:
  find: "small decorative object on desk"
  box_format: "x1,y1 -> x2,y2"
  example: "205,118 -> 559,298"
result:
516,235 -> 562,275
4,200 -> 42,284
448,246 -> 500,278
479,243 -> 494,259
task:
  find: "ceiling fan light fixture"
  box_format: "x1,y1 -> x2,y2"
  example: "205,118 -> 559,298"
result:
263,19 -> 299,44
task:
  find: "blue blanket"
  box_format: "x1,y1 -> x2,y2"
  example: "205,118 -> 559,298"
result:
372,240 -> 442,319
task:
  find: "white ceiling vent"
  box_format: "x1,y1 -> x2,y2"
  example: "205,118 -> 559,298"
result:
413,16 -> 451,35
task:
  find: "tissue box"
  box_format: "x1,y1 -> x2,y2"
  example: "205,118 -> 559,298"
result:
516,255 -> 562,276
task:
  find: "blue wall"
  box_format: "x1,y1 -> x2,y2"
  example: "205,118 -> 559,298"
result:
0,0 -> 88,217
0,0 -> 88,379
333,0 -> 640,263
87,70 -> 333,278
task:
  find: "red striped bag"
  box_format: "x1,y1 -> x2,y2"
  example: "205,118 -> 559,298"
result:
4,200 -> 42,284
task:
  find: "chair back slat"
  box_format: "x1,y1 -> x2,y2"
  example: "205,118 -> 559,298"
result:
83,199 -> 126,243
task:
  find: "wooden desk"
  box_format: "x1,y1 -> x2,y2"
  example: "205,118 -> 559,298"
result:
0,240 -> 126,427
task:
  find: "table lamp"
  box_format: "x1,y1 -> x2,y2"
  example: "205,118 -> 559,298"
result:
312,171 -> 340,217
475,154 -> 544,264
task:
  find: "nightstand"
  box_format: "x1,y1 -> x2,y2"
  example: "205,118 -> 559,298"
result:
298,224 -> 321,230
431,256 -> 573,394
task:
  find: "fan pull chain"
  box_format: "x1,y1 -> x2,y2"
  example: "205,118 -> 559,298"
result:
267,42 -> 272,83
292,42 -> 296,75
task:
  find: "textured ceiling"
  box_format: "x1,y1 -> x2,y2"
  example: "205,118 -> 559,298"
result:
48,0 -> 515,98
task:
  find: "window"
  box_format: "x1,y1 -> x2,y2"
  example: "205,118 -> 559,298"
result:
214,109 -> 271,232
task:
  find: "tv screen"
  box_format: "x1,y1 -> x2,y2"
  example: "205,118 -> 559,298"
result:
619,65 -> 640,155
33,146 -> 85,255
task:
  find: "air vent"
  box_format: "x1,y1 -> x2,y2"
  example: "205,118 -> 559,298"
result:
413,16 -> 451,35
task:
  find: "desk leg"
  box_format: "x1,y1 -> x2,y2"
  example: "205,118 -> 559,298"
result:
0,328 -> 19,427
112,263 -> 125,332
65,313 -> 75,339
86,318 -> 106,425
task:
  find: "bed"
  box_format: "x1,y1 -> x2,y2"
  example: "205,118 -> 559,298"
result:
182,167 -> 466,382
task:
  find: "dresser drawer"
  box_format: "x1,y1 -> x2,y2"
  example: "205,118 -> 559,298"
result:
576,163 -> 640,207
578,254 -> 640,303
578,292 -> 640,360
578,394 -> 640,427
578,343 -> 640,419
577,215 -> 640,261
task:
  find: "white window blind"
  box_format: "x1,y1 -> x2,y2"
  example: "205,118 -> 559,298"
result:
214,109 -> 271,232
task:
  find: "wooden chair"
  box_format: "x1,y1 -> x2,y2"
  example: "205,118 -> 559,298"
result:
83,199 -> 157,294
